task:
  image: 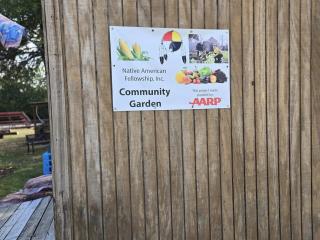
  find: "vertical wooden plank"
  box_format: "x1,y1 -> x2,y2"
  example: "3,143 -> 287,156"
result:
60,0 -> 89,238
165,0 -> 185,239
137,0 -> 151,25
77,0 -> 104,237
168,108 -> 185,240
42,2 -> 55,239
155,109 -> 172,240
207,113 -> 223,240
278,0 -> 291,238
151,0 -> 173,239
204,1 -> 222,239
218,1 -> 234,239
181,110 -> 197,240
136,1 -> 159,239
120,0 -> 146,239
242,0 -> 257,239
300,0 -> 313,240
300,0 -> 312,239
107,0 -> 123,25
141,110 -> 159,239
191,0 -> 210,239
219,109 -> 234,240
128,112 -> 145,240
114,110 -> 131,240
230,0 -> 245,238
41,0 -> 53,204
108,0 -> 132,239
124,5 -> 146,234
92,0 -> 118,238
114,112 -> 131,240
154,110 -> 172,240
41,0 -> 50,147
254,0 -> 269,238
311,0 -> 320,237
178,0 -> 197,239
42,0 -> 73,238
266,0 -> 280,239
290,0 -> 302,238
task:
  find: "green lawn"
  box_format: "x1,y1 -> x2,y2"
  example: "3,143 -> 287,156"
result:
222,50 -> 229,62
0,128 -> 46,198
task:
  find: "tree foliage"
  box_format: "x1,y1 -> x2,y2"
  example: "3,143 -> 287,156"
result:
0,0 -> 47,117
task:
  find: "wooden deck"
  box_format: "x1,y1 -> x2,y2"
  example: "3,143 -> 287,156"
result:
0,197 -> 54,240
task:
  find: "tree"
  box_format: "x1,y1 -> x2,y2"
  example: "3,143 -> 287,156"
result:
0,0 -> 47,117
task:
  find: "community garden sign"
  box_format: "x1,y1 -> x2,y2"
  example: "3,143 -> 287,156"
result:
110,26 -> 230,111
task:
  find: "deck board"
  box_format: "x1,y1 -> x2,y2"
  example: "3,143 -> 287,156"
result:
0,204 -> 21,230
4,199 -> 42,240
17,197 -> 51,240
44,221 -> 54,240
0,197 -> 54,240
31,199 -> 54,240
0,201 -> 32,240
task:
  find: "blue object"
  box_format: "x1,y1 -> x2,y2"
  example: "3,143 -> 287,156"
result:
42,151 -> 52,175
0,14 -> 25,49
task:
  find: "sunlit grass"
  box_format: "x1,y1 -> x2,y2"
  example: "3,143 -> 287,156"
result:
0,128 -> 47,198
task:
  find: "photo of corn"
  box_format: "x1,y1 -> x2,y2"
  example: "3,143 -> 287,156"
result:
117,39 -> 151,61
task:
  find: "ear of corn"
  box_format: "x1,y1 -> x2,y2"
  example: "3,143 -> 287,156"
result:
132,43 -> 142,59
119,39 -> 134,60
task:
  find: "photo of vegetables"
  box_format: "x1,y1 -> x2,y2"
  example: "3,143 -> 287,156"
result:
189,33 -> 229,64
117,39 -> 151,61
175,66 -> 227,84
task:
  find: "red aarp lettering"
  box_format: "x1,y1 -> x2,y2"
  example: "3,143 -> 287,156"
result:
189,97 -> 222,107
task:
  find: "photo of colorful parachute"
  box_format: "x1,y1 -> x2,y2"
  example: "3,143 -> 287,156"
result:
159,30 -> 186,64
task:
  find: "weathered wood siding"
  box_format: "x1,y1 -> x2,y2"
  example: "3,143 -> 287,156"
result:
42,0 -> 320,239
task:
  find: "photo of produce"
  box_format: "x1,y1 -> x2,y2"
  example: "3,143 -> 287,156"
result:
117,39 -> 151,61
159,30 -> 187,64
189,33 -> 229,64
175,66 -> 228,84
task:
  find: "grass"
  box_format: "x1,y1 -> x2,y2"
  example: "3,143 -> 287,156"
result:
0,128 -> 47,198
189,50 -> 229,64
222,50 -> 229,62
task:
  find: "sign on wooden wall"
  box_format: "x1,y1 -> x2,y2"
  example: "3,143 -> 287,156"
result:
110,26 -> 230,111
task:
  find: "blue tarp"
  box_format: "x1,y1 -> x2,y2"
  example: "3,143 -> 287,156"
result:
0,14 -> 25,49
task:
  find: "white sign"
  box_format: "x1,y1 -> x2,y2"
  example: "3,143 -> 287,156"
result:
109,26 -> 230,111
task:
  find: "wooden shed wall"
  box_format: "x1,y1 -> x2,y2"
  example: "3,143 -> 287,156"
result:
42,0 -> 320,239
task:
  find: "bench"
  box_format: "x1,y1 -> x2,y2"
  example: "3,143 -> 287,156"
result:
26,134 -> 50,153
0,129 -> 17,139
